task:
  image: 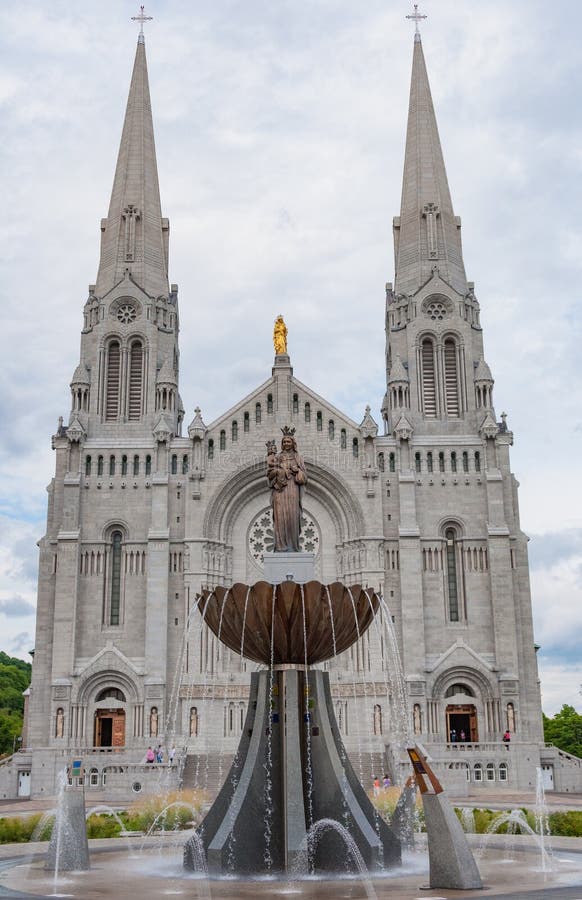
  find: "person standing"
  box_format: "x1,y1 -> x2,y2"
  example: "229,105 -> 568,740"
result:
372,776 -> 380,798
169,745 -> 176,765
502,729 -> 511,749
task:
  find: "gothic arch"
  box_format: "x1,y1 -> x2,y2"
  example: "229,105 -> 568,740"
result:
203,458 -> 365,545
76,667 -> 140,706
431,665 -> 496,703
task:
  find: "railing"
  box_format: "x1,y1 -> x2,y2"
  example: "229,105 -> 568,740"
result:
543,743 -> 582,765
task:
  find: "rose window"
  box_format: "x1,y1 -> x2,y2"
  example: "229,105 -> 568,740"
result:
117,303 -> 138,324
248,509 -> 320,564
424,300 -> 448,321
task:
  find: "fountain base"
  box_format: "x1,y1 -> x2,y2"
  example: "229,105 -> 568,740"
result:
190,668 -> 400,875
46,786 -> 90,872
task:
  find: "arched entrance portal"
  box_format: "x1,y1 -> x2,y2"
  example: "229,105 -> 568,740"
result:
94,709 -> 126,748
446,704 -> 478,742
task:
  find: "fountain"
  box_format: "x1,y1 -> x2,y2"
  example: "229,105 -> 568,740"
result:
187,579 -> 401,875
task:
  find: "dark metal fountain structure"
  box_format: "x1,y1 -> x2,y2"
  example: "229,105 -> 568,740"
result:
188,580 -> 401,875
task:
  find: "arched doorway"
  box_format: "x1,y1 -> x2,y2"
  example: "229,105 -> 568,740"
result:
446,704 -> 478,742
93,687 -> 126,748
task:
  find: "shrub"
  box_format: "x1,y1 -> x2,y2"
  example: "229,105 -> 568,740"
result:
122,789 -> 208,835
86,814 -> 122,839
0,813 -> 48,844
548,811 -> 582,837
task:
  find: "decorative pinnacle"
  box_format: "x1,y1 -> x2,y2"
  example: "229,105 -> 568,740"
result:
406,3 -> 427,39
131,5 -> 153,43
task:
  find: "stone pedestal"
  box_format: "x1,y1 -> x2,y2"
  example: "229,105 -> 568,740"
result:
46,787 -> 90,871
423,792 -> 483,890
263,551 -> 315,584
192,669 -> 400,876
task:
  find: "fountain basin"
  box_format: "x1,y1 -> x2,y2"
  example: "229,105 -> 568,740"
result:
197,581 -> 379,666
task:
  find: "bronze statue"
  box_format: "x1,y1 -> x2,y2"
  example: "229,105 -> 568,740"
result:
273,314 -> 288,355
266,428 -> 307,552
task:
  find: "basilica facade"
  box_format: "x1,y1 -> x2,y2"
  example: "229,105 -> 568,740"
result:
5,22 -> 575,801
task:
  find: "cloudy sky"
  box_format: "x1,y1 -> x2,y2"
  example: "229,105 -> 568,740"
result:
0,1 -> 581,716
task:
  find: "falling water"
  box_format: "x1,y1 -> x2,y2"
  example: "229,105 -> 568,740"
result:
300,584 -> 314,830
459,806 -> 475,833
51,769 -> 68,892
344,586 -> 366,788
290,818 -> 377,899
481,808 -> 554,872
262,586 -> 277,872
535,766 -> 554,873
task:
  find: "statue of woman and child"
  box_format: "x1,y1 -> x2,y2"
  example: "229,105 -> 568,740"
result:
266,427 -> 307,552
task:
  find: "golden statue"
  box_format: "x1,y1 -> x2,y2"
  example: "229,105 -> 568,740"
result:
273,314 -> 288,355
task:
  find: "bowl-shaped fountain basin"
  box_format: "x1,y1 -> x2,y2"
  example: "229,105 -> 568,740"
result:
197,581 -> 379,666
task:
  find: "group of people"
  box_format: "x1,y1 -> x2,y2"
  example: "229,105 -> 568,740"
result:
372,774 -> 392,797
145,744 -> 176,765
449,728 -> 512,747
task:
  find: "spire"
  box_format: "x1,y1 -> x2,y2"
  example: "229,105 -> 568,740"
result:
95,34 -> 169,299
394,33 -> 467,297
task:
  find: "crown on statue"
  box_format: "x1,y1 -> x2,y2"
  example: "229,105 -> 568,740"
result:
281,425 -> 296,437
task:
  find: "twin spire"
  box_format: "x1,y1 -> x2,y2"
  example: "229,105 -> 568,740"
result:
95,9 -> 466,304
95,22 -> 169,300
394,21 -> 468,298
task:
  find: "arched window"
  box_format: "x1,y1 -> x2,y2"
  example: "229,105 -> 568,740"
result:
267,393 -> 273,414
255,403 -> 262,424
378,453 -> 385,473
133,455 -> 139,476
373,704 -> 383,736
474,451 -> 481,473
128,340 -> 143,420
293,393 -> 299,414
219,430 -> 226,451
208,439 -> 214,460
305,402 -> 311,423
444,337 -> 460,416
149,706 -> 158,738
110,530 -> 123,625
145,454 -> 152,475
244,412 -> 250,432
427,451 -> 433,473
109,455 -> 116,476
96,687 -> 126,702
486,763 -> 496,782
340,428 -> 347,449
451,451 -> 457,473
171,454 -> 178,474
55,707 -> 64,738
231,420 -> 238,442
353,438 -> 359,458
89,767 -> 99,787
105,340 -> 121,421
415,452 -> 421,473
97,455 -> 104,476
473,763 -> 483,782
182,454 -> 189,475
121,455 -> 128,476
438,451 -> 445,473
189,706 -> 199,737
445,683 -> 474,698
498,762 -> 508,782
317,411 -> 323,432
421,337 -> 437,417
445,527 -> 460,621
85,455 -> 92,476
462,451 -> 469,473
389,452 -> 396,473
328,420 -> 335,441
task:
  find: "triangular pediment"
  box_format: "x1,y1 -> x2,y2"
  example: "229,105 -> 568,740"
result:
411,268 -> 465,303
426,639 -> 493,675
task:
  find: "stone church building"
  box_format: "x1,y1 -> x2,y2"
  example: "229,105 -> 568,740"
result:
2,21 -> 578,800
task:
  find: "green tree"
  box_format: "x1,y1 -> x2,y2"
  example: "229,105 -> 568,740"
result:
0,651 -> 31,757
543,704 -> 582,758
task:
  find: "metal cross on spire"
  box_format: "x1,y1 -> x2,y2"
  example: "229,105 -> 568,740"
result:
406,3 -> 427,38
131,5 -> 153,42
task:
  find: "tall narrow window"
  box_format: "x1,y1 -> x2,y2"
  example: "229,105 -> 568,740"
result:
378,452 -> 385,472
446,528 -> 459,622
121,455 -> 128,476
451,451 -> 457,473
244,412 -> 250,432
328,420 -> 335,441
444,338 -> 460,416
128,340 -> 143,420
389,452 -> 396,473
462,451 -> 469,473
415,452 -> 421,473
109,455 -> 116,476
255,403 -> 261,424
219,430 -> 226,450
171,454 -> 178,474
340,428 -> 347,449
421,338 -> 437,416
293,393 -> 299,414
352,438 -> 359,458
133,455 -> 140,476
97,455 -> 104,476
110,530 -> 122,626
317,411 -> 323,432
305,402 -> 311,423
267,393 -> 273,414
438,451 -> 445,473
85,456 -> 92,476
232,420 -> 238,442
474,451 -> 481,472
145,454 -> 152,475
105,341 -> 121,421
208,439 -> 214,460
182,454 -> 189,475
427,451 -> 433,473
